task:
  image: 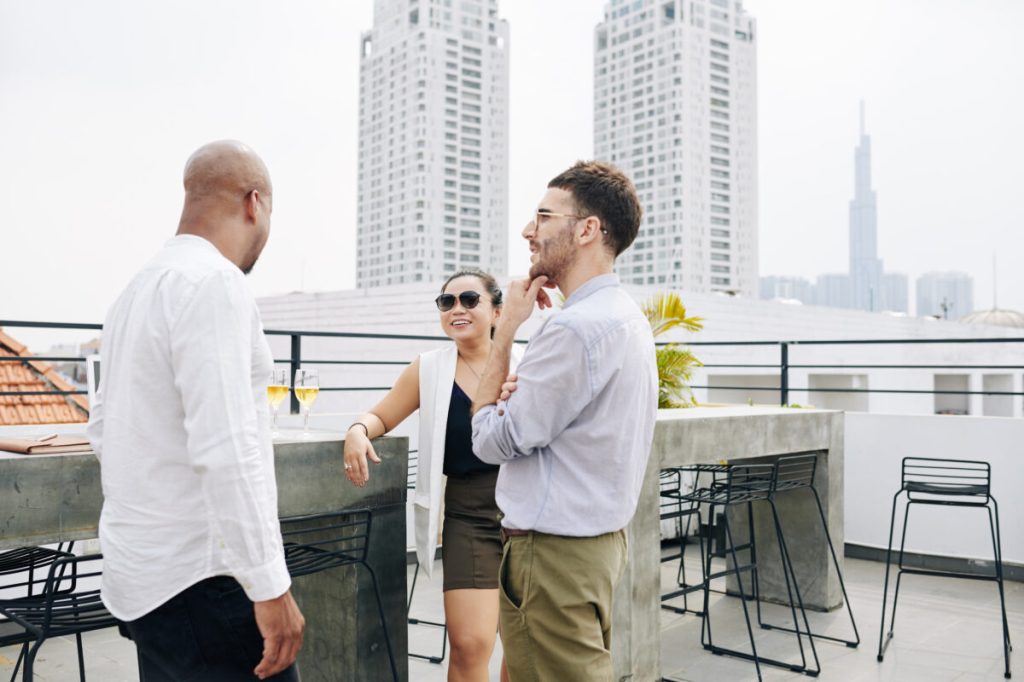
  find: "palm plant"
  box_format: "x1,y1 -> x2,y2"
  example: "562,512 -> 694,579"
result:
642,292 -> 704,408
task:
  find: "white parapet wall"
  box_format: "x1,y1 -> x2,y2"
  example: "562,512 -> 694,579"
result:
844,412 -> 1023,567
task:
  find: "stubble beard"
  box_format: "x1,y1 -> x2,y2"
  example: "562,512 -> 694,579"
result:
528,228 -> 576,284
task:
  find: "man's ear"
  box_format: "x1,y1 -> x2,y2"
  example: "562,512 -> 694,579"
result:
245,189 -> 261,222
577,215 -> 603,245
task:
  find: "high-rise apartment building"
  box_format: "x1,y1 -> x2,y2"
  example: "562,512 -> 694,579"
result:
917,271 -> 974,319
594,0 -> 758,295
357,0 -> 509,287
881,272 -> 908,313
760,275 -> 813,304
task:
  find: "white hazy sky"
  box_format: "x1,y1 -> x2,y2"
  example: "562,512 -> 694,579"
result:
2,0 -> 1022,346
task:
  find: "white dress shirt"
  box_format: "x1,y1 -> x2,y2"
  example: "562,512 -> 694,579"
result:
87,235 -> 290,621
472,274 -> 659,537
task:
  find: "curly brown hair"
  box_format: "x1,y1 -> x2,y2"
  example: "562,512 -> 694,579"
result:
547,160 -> 643,257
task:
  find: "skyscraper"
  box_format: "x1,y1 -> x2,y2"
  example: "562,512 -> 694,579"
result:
357,0 -> 509,287
917,271 -> 974,319
881,272 -> 909,313
760,275 -> 813,304
848,102 -> 883,311
594,0 -> 758,295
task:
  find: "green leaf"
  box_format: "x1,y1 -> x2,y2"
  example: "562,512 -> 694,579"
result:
642,291 -> 704,338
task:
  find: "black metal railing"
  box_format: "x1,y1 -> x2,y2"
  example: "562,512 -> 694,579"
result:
2,320 -> 1023,413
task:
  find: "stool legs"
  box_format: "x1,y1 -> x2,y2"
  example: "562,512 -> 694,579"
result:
878,493 -> 1012,679
756,487 -> 860,648
877,490 -> 902,661
989,499 -> 1012,678
363,562 -> 399,682
767,500 -> 820,676
407,562 -> 448,664
701,501 -> 819,679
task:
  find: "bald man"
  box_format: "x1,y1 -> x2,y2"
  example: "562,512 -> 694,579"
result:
87,141 -> 305,681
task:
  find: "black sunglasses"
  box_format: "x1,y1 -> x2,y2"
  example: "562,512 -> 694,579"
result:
435,291 -> 482,312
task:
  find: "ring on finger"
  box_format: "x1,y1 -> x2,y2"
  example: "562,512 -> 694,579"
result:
344,463 -> 353,470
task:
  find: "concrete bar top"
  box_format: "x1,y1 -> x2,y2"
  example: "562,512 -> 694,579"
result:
3,407 -> 842,682
0,430 -> 410,682
613,406 -> 844,681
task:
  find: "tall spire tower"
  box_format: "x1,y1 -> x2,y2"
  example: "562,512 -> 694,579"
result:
848,101 -> 883,310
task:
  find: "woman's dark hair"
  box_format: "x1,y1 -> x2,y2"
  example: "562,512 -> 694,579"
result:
440,268 -> 503,308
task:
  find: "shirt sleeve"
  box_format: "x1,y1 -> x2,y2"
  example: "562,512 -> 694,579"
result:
85,377 -> 103,460
170,270 -> 290,602
472,322 -> 592,464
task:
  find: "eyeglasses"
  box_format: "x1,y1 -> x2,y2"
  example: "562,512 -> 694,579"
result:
532,210 -> 608,234
534,210 -> 584,227
435,291 -> 482,312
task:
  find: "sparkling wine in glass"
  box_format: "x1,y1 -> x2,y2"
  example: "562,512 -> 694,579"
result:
267,369 -> 289,437
294,369 -> 320,439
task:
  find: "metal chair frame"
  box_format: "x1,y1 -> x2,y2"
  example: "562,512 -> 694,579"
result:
0,552 -> 117,682
876,457 -> 1012,679
678,462 -> 820,681
280,509 -> 399,682
755,452 -> 860,649
658,467 -> 707,616
405,449 -> 448,665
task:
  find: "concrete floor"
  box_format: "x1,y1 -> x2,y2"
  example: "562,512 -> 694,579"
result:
2,556 -> 1020,681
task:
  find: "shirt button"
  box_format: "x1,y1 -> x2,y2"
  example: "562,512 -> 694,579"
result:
498,409 -> 505,416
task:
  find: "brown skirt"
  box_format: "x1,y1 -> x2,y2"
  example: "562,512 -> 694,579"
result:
441,469 -> 503,591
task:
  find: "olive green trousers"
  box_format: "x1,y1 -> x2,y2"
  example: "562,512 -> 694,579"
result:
498,529 -> 627,682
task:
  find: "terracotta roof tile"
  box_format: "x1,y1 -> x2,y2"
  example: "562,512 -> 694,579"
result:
0,327 -> 89,426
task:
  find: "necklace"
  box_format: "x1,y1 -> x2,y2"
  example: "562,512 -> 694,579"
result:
458,354 -> 484,380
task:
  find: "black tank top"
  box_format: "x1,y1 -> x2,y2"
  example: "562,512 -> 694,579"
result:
442,382 -> 500,477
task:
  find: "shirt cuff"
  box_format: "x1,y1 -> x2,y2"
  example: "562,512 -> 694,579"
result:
472,402 -> 496,427
234,554 -> 292,603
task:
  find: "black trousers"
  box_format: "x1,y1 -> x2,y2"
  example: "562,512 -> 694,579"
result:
120,576 -> 300,682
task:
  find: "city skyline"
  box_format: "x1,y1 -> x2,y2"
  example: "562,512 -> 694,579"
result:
768,104 -> 911,313
2,0 -> 1022,347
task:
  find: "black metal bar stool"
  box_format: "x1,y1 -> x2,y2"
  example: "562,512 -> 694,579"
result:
1,543 -> 77,682
877,457 -> 1012,678
0,552 -> 118,681
405,450 -> 448,665
280,509 -> 399,682
675,462 -> 820,681
756,452 -> 860,648
658,466 -> 707,616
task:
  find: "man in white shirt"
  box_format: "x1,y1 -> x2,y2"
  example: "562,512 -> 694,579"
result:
87,140 -> 304,681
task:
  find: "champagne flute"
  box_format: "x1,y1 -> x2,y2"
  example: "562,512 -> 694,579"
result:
267,368 -> 289,437
294,368 -> 320,439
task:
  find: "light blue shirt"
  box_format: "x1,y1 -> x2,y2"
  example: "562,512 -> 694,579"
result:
472,273 -> 658,536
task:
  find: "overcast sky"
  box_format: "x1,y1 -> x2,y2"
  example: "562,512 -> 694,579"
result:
2,0 -> 1022,349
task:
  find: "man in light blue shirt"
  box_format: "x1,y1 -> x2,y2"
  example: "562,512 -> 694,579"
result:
472,161 -> 658,681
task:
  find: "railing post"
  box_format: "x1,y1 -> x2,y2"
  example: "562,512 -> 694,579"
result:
290,334 -> 302,415
780,342 -> 789,406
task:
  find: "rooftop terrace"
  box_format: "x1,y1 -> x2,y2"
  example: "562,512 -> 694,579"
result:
2,555 -> 1020,681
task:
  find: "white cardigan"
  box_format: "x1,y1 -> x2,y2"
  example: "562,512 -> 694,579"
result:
414,343 -> 522,577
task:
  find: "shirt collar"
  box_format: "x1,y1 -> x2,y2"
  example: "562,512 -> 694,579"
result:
563,273 -> 620,308
166,233 -> 221,254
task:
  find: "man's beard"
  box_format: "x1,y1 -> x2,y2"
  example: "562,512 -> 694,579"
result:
529,228 -> 576,283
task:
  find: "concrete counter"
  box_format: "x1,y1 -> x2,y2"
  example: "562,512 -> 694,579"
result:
3,407 -> 843,682
613,406 -> 844,681
0,430 -> 409,682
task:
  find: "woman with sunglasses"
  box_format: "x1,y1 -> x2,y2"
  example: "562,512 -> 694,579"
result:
343,268 -> 520,682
